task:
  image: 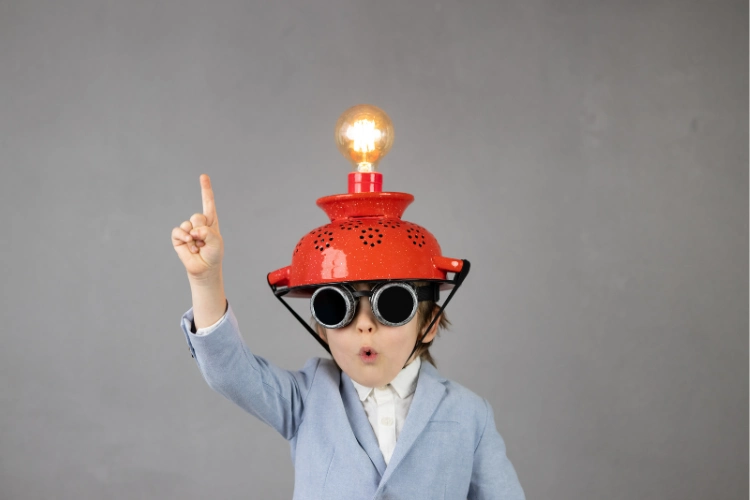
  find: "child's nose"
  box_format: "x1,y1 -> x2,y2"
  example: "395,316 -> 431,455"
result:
354,297 -> 377,334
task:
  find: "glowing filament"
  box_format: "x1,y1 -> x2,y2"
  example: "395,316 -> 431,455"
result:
346,120 -> 382,155
335,104 -> 394,173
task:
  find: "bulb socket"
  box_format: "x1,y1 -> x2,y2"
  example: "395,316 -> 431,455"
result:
348,172 -> 383,193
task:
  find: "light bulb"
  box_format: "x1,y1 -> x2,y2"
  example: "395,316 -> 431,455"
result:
334,104 -> 394,173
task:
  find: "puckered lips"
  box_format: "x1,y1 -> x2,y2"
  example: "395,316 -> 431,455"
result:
359,346 -> 378,363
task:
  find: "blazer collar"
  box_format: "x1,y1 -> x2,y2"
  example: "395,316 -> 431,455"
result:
378,361 -> 447,488
340,361 -> 448,486
340,370 -> 388,476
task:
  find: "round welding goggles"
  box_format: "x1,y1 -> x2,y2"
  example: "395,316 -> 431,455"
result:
310,281 -> 439,329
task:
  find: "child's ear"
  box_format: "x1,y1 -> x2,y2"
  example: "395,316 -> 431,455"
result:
421,305 -> 441,343
317,327 -> 328,344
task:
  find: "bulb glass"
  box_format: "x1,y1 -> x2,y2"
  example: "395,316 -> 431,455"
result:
335,104 -> 394,172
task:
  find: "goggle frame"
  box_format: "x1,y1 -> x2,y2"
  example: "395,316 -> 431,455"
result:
310,281 -> 439,330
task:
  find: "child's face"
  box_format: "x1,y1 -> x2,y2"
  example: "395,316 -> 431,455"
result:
318,282 -> 437,388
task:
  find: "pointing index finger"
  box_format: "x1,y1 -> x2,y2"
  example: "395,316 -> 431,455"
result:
200,174 -> 218,225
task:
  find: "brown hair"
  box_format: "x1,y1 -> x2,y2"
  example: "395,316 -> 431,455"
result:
311,281 -> 450,367
413,296 -> 450,367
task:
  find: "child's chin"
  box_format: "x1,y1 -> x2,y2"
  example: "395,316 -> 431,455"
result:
350,372 -> 387,388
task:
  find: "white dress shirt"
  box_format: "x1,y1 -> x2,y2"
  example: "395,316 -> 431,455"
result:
349,357 -> 421,465
194,315 -> 224,336
193,310 -> 421,465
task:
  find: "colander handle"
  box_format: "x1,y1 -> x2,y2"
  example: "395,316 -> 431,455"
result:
432,256 -> 464,274
267,266 -> 291,287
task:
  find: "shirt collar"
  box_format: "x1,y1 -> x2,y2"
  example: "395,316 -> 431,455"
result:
350,357 -> 422,402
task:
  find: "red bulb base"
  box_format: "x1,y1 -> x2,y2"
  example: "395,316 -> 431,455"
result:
348,172 -> 383,193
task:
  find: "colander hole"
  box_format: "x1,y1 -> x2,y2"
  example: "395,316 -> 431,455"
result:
377,240 -> 381,244
363,241 -> 368,245
326,243 -> 330,247
375,229 -> 379,232
368,235 -> 373,238
362,230 -> 366,233
413,241 -> 416,245
370,243 -> 375,247
419,244 -> 422,247
360,236 -> 364,239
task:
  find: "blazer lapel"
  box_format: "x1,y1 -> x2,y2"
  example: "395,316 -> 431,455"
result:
378,362 -> 446,486
340,372 -> 387,476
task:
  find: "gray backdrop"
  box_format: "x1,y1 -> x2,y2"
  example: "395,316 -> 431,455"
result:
2,0 -> 747,498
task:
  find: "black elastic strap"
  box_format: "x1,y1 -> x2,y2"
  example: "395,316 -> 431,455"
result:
354,284 -> 436,302
402,260 -> 471,369
268,280 -> 332,355
416,284 -> 440,302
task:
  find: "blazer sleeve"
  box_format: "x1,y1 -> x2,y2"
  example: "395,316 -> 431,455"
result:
468,399 -> 526,500
180,300 -> 321,440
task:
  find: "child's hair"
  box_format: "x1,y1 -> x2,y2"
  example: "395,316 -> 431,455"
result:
311,281 -> 450,367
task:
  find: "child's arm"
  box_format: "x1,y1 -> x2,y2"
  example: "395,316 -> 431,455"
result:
468,399 -> 526,500
189,273 -> 227,330
181,299 -> 318,440
172,174 -> 317,439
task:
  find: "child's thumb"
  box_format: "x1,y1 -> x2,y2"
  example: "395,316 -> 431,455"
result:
189,226 -> 216,243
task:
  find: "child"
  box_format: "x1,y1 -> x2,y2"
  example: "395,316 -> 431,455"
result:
172,174 -> 525,499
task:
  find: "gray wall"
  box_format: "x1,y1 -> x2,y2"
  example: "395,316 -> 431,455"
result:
2,0 -> 746,498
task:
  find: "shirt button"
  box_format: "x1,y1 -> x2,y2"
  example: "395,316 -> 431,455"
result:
381,417 -> 394,426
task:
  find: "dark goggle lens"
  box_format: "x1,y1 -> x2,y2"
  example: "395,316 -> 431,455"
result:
376,285 -> 416,325
312,288 -> 349,326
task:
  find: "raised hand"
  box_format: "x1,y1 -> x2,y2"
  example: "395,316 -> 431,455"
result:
172,174 -> 225,281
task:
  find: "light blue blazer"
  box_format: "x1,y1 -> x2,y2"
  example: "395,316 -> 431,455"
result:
181,302 -> 525,500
